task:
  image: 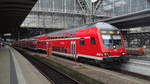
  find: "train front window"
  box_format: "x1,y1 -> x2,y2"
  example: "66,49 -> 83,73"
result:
102,35 -> 113,48
112,35 -> 122,48
101,33 -> 122,49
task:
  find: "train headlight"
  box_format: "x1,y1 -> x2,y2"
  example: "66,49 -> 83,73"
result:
104,52 -> 109,56
97,53 -> 103,56
122,52 -> 126,55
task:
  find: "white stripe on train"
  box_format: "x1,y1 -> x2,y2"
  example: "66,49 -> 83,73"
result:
44,37 -> 90,41
52,51 -> 103,60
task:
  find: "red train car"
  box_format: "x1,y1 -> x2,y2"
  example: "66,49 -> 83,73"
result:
36,35 -> 48,50
14,22 -> 128,63
46,22 -> 128,63
13,35 -> 47,50
14,38 -> 37,49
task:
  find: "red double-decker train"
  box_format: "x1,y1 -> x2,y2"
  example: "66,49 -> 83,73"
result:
13,22 -> 128,63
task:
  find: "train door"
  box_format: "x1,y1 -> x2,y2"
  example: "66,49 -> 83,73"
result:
71,41 -> 76,57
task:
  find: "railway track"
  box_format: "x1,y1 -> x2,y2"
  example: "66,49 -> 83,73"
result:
16,47 -> 150,83
18,50 -> 80,84
42,54 -> 150,81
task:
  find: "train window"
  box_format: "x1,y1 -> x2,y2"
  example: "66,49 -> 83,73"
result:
63,47 -> 66,53
80,38 -> 85,46
54,47 -> 57,51
52,46 -> 55,51
61,47 -> 63,52
70,33 -> 73,38
90,37 -> 96,44
73,32 -> 76,37
54,47 -> 56,51
65,35 -> 68,38
65,33 -> 67,38
57,47 -> 59,52
58,47 -> 61,52
56,47 -> 58,52
48,37 -> 50,39
65,47 -> 67,53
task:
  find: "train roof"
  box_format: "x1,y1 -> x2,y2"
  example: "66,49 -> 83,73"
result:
96,22 -> 118,30
45,22 -> 119,35
19,22 -> 119,40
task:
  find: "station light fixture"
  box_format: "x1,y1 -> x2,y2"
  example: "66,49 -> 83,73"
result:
4,33 -> 11,36
91,0 -> 98,3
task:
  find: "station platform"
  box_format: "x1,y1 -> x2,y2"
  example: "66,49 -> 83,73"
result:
18,48 -> 150,84
0,46 -> 51,84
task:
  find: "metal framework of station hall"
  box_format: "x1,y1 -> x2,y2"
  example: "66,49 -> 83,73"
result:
21,0 -> 150,29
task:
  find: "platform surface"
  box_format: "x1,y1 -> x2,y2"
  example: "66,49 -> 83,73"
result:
0,46 -> 51,84
0,48 -> 10,84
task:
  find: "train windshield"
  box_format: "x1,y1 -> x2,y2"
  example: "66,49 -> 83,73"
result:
101,31 -> 122,49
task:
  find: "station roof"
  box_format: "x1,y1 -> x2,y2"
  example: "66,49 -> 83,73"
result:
0,0 -> 37,34
101,9 -> 150,28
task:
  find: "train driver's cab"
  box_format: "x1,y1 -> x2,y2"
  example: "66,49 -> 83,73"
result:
101,30 -> 122,49
96,22 -> 123,49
